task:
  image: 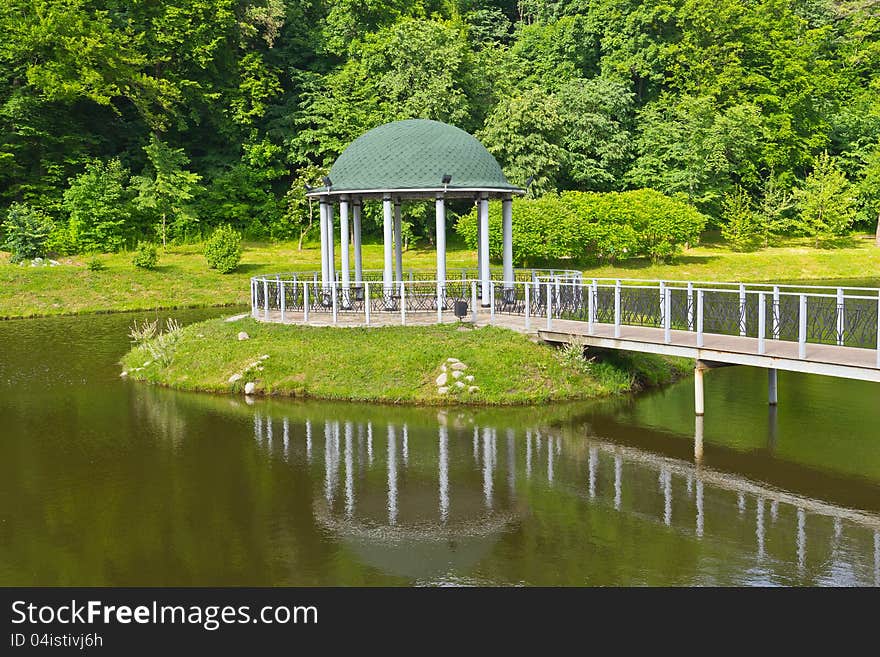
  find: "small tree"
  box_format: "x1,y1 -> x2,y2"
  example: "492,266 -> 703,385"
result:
857,150 -> 880,247
721,186 -> 762,251
63,158 -> 132,253
133,135 -> 202,248
757,173 -> 794,246
2,203 -> 54,262
793,152 -> 856,246
204,225 -> 243,273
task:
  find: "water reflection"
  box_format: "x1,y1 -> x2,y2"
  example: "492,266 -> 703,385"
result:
242,404 -> 880,586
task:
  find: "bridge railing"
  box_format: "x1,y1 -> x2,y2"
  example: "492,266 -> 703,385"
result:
249,274 -> 880,366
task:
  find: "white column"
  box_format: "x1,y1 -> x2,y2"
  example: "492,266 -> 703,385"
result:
476,199 -> 482,279
353,200 -> 363,285
393,201 -> 403,283
326,202 -> 336,289
435,195 -> 446,285
695,364 -> 705,416
479,194 -> 490,306
382,196 -> 393,296
339,197 -> 350,290
502,195 -> 513,289
768,369 -> 778,405
319,200 -> 328,290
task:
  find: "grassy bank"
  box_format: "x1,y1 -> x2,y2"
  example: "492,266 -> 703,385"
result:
121,318 -> 690,405
4,236 -> 879,320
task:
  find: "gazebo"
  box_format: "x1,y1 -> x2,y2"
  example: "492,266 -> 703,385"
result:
306,119 -> 525,306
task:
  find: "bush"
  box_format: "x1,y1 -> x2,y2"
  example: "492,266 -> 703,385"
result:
455,189 -> 706,265
86,255 -> 106,271
204,225 -> 242,273
132,241 -> 159,269
721,186 -> 763,251
2,203 -> 55,263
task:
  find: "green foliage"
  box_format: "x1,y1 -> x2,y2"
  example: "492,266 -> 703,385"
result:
793,152 -> 857,245
86,255 -> 106,271
721,187 -> 762,252
62,159 -> 132,253
2,203 -> 54,262
133,136 -> 203,247
132,242 -> 158,269
204,225 -> 242,273
455,190 -> 707,265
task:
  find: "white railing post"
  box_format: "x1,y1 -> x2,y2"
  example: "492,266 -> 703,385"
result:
304,281 -> 310,323
798,294 -> 807,359
524,282 -> 531,330
591,279 -> 598,328
772,286 -> 780,339
758,292 -> 766,355
250,279 -> 256,318
471,281 -> 477,322
280,279 -> 286,323
364,281 -> 370,326
697,289 -> 704,347
614,280 -> 621,338
489,281 -> 495,322
436,282 -> 443,324
659,281 -> 666,328
332,283 -> 338,325
687,282 -> 694,331
263,277 -> 269,320
400,281 -> 406,326
664,286 -> 671,344
587,282 -> 594,335
739,283 -> 747,336
876,290 -> 880,368
546,281 -> 552,330
836,287 -> 844,346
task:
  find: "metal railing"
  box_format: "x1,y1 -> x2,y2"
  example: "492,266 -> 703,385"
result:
249,274 -> 880,367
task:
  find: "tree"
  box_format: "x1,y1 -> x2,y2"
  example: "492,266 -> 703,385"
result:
62,159 -> 132,253
857,150 -> 880,247
793,152 -> 856,246
721,186 -> 762,252
478,87 -> 565,195
2,202 -> 54,262
133,136 -> 203,247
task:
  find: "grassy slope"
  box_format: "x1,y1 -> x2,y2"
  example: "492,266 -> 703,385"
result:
121,318 -> 689,405
3,236 -> 879,319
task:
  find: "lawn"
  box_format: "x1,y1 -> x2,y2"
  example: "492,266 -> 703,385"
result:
2,235 -> 879,319
121,318 -> 689,405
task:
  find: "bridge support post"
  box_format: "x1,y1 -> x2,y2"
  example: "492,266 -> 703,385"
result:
694,362 -> 706,416
768,369 -> 778,405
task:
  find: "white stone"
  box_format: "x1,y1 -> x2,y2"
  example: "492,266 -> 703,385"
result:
441,364 -> 447,372
468,386 -> 480,393
228,373 -> 243,384
244,382 -> 256,395
49,259 -> 59,266
120,371 -> 128,378
446,358 -> 460,363
435,372 -> 448,386
259,354 -> 270,360
452,370 -> 462,379
455,381 -> 465,388
450,362 -> 467,371
465,375 -> 474,382
237,331 -> 250,341
437,386 -> 449,394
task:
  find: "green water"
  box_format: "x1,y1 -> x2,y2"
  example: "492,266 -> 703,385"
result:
1,308 -> 878,586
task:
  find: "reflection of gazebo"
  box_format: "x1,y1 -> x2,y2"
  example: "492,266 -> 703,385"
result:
306,119 -> 525,306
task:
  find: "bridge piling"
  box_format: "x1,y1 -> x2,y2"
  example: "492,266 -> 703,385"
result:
694,363 -> 705,416
768,369 -> 778,405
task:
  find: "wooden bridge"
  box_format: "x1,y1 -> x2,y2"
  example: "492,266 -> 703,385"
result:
250,272 -> 880,415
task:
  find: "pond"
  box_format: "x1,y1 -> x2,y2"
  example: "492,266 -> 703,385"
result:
1,306 -> 878,586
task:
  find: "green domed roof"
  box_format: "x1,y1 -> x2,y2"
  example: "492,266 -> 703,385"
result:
316,119 -> 520,196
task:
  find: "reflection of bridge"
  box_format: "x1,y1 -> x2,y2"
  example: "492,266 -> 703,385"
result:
249,412 -> 880,585
250,274 -> 880,415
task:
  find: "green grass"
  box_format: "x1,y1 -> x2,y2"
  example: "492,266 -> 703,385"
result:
3,235 -> 879,320
121,318 -> 688,406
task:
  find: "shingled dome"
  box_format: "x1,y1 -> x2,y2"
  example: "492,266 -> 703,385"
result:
308,119 -> 522,198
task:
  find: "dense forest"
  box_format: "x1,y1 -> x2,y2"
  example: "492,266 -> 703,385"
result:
1,0 -> 879,257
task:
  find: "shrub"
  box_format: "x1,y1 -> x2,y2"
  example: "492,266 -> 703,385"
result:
793,152 -> 856,246
2,203 -> 55,263
63,158 -> 132,253
86,256 -> 106,271
455,189 -> 706,265
721,186 -> 763,251
204,224 -> 242,273
132,241 -> 159,269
